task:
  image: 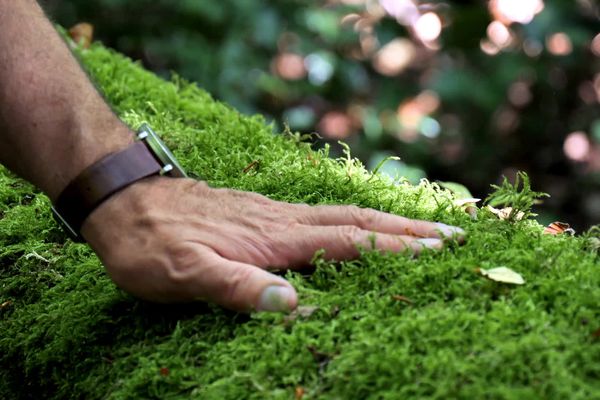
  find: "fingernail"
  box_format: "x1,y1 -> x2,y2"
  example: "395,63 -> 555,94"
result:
257,285 -> 296,312
435,223 -> 465,239
415,238 -> 443,249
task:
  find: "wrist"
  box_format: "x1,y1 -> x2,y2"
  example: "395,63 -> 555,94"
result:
46,117 -> 135,201
51,123 -> 187,241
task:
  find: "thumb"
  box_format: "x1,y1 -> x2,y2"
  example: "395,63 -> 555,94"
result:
184,251 -> 298,313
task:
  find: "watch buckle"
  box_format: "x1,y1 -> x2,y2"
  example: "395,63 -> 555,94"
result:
51,206 -> 85,242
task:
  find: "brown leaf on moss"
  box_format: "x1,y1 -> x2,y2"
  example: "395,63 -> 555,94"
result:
294,386 -> 305,400
68,22 -> 94,49
284,305 -> 319,324
391,294 -> 413,304
486,205 -> 525,221
543,221 -> 575,236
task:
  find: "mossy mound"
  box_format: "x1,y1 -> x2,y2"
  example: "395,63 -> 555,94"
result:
1,42 -> 599,400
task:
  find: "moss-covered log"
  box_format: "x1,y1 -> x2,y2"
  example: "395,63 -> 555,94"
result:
1,42 -> 599,399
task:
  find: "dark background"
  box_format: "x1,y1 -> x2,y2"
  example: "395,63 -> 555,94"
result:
41,0 -> 600,230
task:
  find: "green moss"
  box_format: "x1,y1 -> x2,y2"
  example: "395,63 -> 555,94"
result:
1,42 -> 599,400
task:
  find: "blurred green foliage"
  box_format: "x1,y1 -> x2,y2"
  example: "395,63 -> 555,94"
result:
42,0 -> 600,229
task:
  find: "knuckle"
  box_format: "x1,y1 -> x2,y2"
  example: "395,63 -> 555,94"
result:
289,203 -> 309,219
224,267 -> 255,305
346,204 -> 362,217
337,225 -> 363,245
281,218 -> 303,232
361,208 -> 380,227
163,243 -> 199,284
348,205 -> 379,228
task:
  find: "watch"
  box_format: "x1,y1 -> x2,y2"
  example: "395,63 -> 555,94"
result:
51,123 -> 187,242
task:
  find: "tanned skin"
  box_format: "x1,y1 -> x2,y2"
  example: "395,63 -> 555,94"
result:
0,0 -> 465,312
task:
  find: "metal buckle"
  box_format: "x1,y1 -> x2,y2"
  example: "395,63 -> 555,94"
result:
51,206 -> 85,242
136,124 -> 187,178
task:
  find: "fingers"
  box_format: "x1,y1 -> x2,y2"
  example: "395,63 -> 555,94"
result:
280,225 -> 444,266
166,225 -> 440,311
173,250 -> 298,313
296,204 -> 465,242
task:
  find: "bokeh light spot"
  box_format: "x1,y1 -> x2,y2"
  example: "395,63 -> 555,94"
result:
318,111 -> 353,139
592,33 -> 600,56
420,117 -> 441,138
563,131 -> 590,162
493,107 -> 520,135
271,53 -> 306,80
594,73 -> 600,101
304,52 -> 335,85
508,81 -> 532,107
414,12 -> 442,43
480,39 -> 500,55
523,38 -> 543,57
547,33 -> 572,56
578,81 -> 597,104
487,21 -> 512,48
283,106 -> 316,130
491,0 -> 544,24
416,90 -> 441,114
372,38 -> 416,76
379,0 -> 420,26
397,100 -> 423,130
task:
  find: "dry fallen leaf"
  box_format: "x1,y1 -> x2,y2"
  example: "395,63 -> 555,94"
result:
486,205 -> 525,221
68,22 -> 94,49
0,300 -> 12,310
543,221 -> 575,236
284,305 -> 319,324
391,294 -> 413,304
453,198 -> 481,207
477,266 -> 525,285
454,198 -> 481,220
296,305 -> 318,317
295,386 -> 305,400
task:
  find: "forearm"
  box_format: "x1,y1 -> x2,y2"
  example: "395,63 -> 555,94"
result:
0,0 -> 133,201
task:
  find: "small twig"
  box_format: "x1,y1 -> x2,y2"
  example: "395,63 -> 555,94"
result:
242,160 -> 260,173
391,294 -> 414,304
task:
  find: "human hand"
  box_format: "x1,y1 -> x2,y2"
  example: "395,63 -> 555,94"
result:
81,176 -> 465,313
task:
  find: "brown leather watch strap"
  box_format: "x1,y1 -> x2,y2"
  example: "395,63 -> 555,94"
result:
53,141 -> 162,238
